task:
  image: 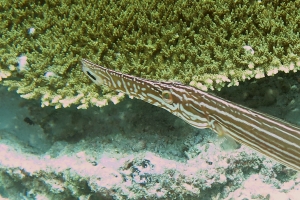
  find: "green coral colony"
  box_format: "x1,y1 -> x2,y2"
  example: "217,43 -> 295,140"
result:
1,0 -> 300,109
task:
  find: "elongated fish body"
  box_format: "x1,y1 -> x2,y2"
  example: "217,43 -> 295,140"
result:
82,59 -> 300,172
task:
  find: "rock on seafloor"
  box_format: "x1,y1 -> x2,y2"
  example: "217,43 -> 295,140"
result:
0,72 -> 300,199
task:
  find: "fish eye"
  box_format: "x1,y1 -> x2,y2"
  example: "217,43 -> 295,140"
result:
162,90 -> 173,104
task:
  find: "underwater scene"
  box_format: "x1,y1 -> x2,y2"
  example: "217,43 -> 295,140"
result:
1,0 -> 300,199
1,73 -> 300,199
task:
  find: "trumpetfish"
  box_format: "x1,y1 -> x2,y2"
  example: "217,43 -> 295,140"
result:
81,59 -> 300,172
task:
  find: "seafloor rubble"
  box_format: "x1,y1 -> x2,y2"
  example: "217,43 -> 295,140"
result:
0,71 -> 300,199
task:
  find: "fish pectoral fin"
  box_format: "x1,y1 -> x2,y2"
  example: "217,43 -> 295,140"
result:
212,121 -> 240,151
219,134 -> 240,151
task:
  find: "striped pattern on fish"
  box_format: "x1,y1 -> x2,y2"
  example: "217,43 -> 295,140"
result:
82,59 -> 300,172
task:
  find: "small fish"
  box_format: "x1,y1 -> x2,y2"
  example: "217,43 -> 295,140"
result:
82,59 -> 300,172
24,117 -> 34,125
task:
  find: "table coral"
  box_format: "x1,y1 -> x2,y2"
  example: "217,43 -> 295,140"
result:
1,0 -> 300,108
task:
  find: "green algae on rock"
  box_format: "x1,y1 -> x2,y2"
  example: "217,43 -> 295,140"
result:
1,0 -> 300,108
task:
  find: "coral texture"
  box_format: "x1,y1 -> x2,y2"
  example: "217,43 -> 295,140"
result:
1,0 -> 300,108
